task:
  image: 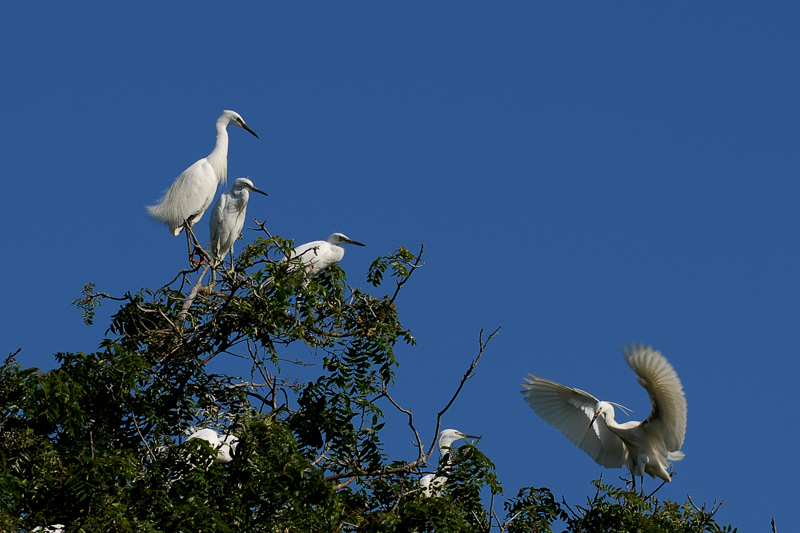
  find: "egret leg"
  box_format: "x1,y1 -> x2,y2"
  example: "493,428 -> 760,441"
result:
184,223 -> 194,257
184,222 -> 211,267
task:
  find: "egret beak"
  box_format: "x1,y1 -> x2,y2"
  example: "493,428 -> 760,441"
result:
345,237 -> 366,247
589,411 -> 600,428
242,123 -> 259,139
247,185 -> 268,196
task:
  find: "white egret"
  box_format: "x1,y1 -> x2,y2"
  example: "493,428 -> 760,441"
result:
419,428 -> 479,497
419,473 -> 445,498
187,428 -> 239,464
288,233 -> 365,275
263,233 -> 365,290
209,177 -> 268,268
31,526 -> 65,533
147,110 -> 259,237
520,343 -> 687,493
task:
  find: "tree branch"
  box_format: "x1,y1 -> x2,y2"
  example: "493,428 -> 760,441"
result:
429,326 -> 501,459
177,264 -> 211,324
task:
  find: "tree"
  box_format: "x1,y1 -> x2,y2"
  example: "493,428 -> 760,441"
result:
0,231 -> 737,532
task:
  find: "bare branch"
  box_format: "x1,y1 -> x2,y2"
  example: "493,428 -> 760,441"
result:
332,477 -> 356,491
310,441 -> 333,468
323,328 -> 499,486
4,348 -> 22,364
324,460 -> 424,483
177,265 -> 211,324
380,384 -> 425,463
132,415 -> 156,462
430,326 -> 501,458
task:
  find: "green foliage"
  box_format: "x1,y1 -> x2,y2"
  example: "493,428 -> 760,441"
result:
0,237 -> 739,532
503,487 -> 568,533
563,480 -> 737,533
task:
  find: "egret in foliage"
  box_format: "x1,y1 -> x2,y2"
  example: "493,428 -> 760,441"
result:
147,110 -> 259,239
420,428 -> 480,497
209,177 -> 268,268
263,233 -> 365,290
520,343 -> 687,493
437,428 -> 479,463
187,428 -> 239,464
289,233 -> 365,275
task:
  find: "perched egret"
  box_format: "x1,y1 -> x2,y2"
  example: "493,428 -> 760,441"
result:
187,428 -> 239,464
520,343 -> 687,492
419,473 -> 446,498
209,177 -> 268,268
31,526 -> 65,533
289,233 -> 365,275
263,233 -> 365,290
419,428 -> 479,497
148,110 -> 259,237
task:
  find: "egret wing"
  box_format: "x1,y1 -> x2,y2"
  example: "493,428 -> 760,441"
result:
176,160 -> 217,214
290,240 -> 325,268
622,344 -> 687,451
521,374 -> 627,468
208,193 -> 228,257
188,428 -> 220,445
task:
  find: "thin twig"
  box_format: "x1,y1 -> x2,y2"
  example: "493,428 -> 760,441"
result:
390,244 -> 425,304
324,456 -> 428,483
332,477 -> 356,491
380,384 -> 425,463
132,415 -> 156,462
325,328 -> 501,485
310,441 -> 333,468
4,348 -> 22,364
430,326 -> 501,458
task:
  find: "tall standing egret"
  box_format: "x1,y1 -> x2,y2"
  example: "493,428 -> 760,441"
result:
209,177 -> 268,268
520,343 -> 687,493
419,428 -> 480,497
187,428 -> 239,464
147,110 -> 259,238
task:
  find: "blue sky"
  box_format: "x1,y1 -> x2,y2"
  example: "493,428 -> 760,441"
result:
3,3 -> 798,530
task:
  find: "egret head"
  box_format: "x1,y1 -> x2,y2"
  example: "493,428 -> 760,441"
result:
218,434 -> 239,463
231,177 -> 268,196
220,109 -> 259,138
590,401 -> 615,427
328,233 -> 366,247
437,429 -> 480,454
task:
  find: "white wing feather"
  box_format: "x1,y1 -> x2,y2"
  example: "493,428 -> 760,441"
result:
148,159 -> 218,235
521,374 -> 627,469
208,192 -> 228,258
622,344 -> 687,452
